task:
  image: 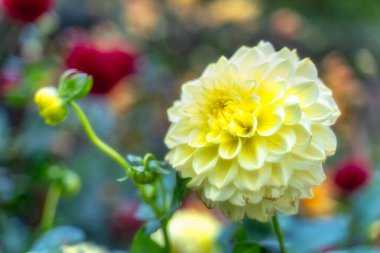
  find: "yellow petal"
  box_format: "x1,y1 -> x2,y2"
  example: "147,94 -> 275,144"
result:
167,119 -> 193,143
258,78 -> 287,104
303,101 -> 333,122
253,163 -> 272,190
311,124 -> 337,156
291,123 -> 312,152
204,184 -> 236,202
188,128 -> 208,148
264,59 -> 295,81
288,79 -> 319,108
238,136 -> 267,170
257,105 -> 284,136
281,95 -> 302,125
218,137 -> 242,159
289,164 -> 325,189
207,159 -> 238,188
270,163 -> 293,187
170,145 -> 196,167
192,145 -> 219,174
296,58 -> 318,79
267,127 -> 296,154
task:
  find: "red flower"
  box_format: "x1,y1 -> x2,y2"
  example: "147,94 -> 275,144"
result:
65,42 -> 137,95
333,157 -> 371,193
111,201 -> 143,241
1,0 -> 53,23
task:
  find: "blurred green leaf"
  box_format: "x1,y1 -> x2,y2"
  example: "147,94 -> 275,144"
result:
31,226 -> 85,252
130,227 -> 164,253
232,242 -> 265,253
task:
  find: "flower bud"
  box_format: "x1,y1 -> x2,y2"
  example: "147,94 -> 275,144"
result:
34,87 -> 67,125
60,170 -> 81,196
132,169 -> 157,185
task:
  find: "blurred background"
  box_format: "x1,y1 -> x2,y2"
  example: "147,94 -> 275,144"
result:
1,0 -> 380,252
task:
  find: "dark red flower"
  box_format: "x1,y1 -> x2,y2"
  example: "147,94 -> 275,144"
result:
65,42 -> 137,95
111,201 -> 143,241
333,157 -> 371,193
1,0 -> 53,23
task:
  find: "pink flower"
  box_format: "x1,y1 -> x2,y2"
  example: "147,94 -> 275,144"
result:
1,0 -> 53,23
333,157 -> 371,193
65,42 -> 137,95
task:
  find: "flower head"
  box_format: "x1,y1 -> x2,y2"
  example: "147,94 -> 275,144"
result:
333,157 -> 370,193
165,41 -> 340,221
34,87 -> 67,125
1,0 -> 53,23
152,209 -> 221,253
65,42 -> 137,95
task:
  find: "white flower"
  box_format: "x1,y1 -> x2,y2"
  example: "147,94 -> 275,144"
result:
165,41 -> 340,221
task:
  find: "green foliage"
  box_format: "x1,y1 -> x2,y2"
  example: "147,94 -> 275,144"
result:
232,242 -> 265,253
130,227 -> 164,253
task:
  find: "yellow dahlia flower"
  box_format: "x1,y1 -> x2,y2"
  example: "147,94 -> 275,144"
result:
152,209 -> 221,253
165,41 -> 340,221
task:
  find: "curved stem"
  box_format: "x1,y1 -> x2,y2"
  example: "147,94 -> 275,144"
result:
39,183 -> 61,233
272,214 -> 287,253
69,101 -> 131,174
161,218 -> 171,253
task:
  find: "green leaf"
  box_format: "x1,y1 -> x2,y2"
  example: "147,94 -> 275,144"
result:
58,69 -> 93,101
130,227 -> 164,253
232,242 -> 265,253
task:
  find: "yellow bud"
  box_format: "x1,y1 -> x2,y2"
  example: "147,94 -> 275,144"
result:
34,87 -> 67,125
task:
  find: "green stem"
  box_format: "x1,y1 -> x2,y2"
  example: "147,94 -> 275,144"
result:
39,183 -> 61,233
161,218 -> 171,253
69,101 -> 131,174
272,214 -> 287,253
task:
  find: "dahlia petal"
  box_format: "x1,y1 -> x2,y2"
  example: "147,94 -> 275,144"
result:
229,46 -> 251,64
253,163 -> 272,190
270,163 -> 293,187
188,128 -> 208,148
296,58 -> 318,79
289,164 -> 326,189
258,78 -> 287,104
230,192 -> 249,206
267,127 -> 296,154
192,146 -> 219,174
238,136 -> 267,170
236,49 -> 264,78
257,105 -> 285,136
257,41 -> 276,56
218,138 -> 242,159
311,124 -> 337,156
204,185 -> 236,202
171,145 -> 196,167
303,101 -> 334,122
167,101 -> 183,123
208,159 -> 238,188
291,123 -> 312,152
288,79 -> 319,108
247,189 -> 265,204
219,202 -> 246,221
168,119 -> 194,143
265,59 -> 295,81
